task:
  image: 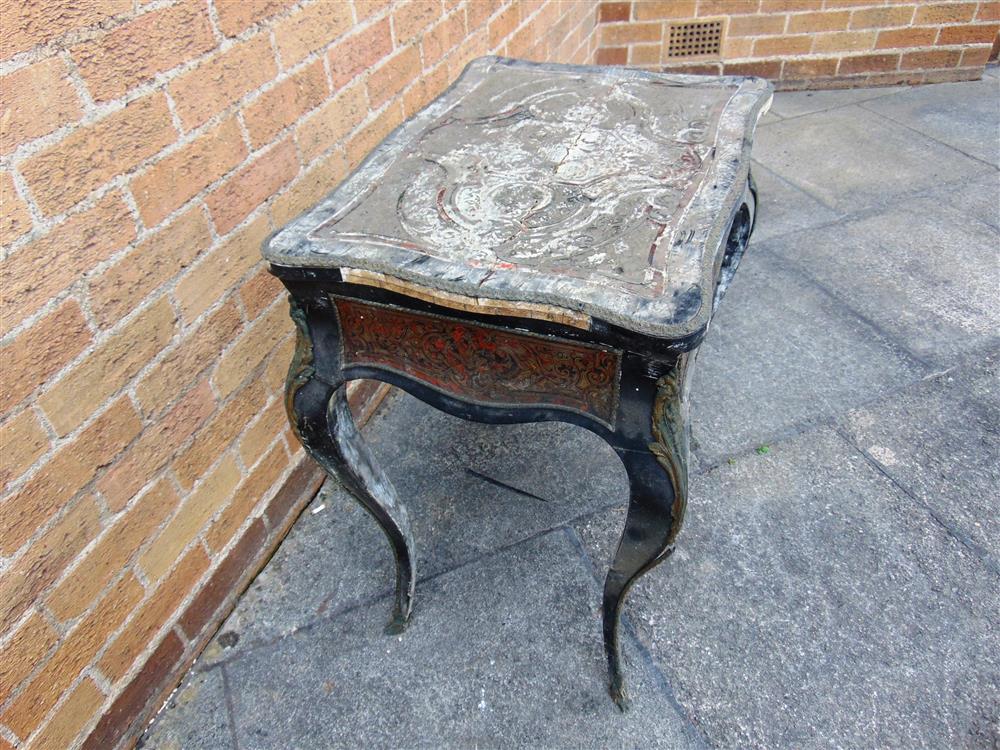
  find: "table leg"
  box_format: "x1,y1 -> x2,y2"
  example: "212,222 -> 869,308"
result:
285,300 -> 416,634
603,355 -> 690,711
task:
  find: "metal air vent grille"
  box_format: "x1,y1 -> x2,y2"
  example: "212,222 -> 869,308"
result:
665,19 -> 724,59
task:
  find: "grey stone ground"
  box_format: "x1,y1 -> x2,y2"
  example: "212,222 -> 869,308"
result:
142,73 -> 999,749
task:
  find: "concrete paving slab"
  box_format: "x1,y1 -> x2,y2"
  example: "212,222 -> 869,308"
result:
862,78 -> 1000,166
842,351 -> 1000,570
202,394 -> 629,666
753,105 -> 990,213
140,668 -> 233,750
766,197 -> 1000,366
767,86 -> 903,120
223,531 -> 702,750
572,428 -> 1000,749
690,249 -> 926,466
745,164 -> 841,243
930,170 -> 1000,233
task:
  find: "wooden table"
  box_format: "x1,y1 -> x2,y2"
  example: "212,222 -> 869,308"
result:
264,56 -> 771,710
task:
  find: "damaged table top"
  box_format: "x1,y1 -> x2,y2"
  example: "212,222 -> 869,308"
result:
264,56 -> 771,339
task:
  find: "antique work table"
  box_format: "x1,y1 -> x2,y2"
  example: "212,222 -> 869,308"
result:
265,57 -> 771,710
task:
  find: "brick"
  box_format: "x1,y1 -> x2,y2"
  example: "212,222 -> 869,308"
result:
629,43 -> 661,64
938,23 -> 1000,44
239,397 -> 287,467
71,0 -> 215,101
30,678 -> 105,750
979,1 -> 1000,21
724,60 -> 783,78
901,48 -> 964,69
169,35 -> 278,131
1,573 -> 142,739
212,302 -> 291,399
728,14 -> 788,36
89,207 -> 212,330
179,518 -> 266,638
264,454 -> 322,528
0,496 -> 101,630
136,300 -> 242,415
243,60 -> 328,149
0,0 -> 130,59
487,3 -> 520,49
295,83 -> 367,163
0,612 -> 58,705
0,400 -> 139,556
0,299 -> 91,417
48,481 -> 177,622
393,0 -> 441,43
99,545 -> 209,681
634,1 -> 697,20
782,57 -> 840,78
786,10 -> 850,33
132,117 -> 247,228
328,18 -> 393,88
345,100 -> 404,170
595,46 -> 628,64
0,170 -> 31,244
174,214 -> 269,323
914,2 -> 978,24
759,0 -> 817,10
599,2 -> 631,22
139,454 -> 241,581
353,0 -> 394,22
263,333 -> 295,394
173,379 -> 268,490
422,10 -> 468,67
403,63 -> 450,117
206,138 -> 298,234
838,52 -> 901,75
206,443 -> 288,552
0,57 -> 81,155
876,26 -> 940,49
367,44 -> 421,108
812,30 -> 878,53
850,5 -> 915,29
466,0 -> 502,29
98,380 -> 215,510
20,93 -> 176,216
0,192 -> 135,336
753,34 -> 813,56
723,35 -> 754,57
274,0 -> 353,68
960,45 -> 994,65
215,0 -> 295,36
39,297 -> 176,436
270,148 -> 347,227
600,21 -> 663,45
696,0 -> 761,13
0,408 -> 48,487
240,266 -> 285,319
82,632 -> 184,750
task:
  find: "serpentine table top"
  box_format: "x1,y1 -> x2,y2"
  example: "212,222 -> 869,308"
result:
264,56 -> 771,340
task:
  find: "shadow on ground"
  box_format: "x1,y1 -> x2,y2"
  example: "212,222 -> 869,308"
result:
142,72 -> 1000,749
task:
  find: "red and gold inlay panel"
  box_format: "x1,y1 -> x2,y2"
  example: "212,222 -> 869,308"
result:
333,297 -> 621,425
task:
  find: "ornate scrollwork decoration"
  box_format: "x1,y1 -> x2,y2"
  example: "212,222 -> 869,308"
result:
284,295 -> 317,443
648,354 -> 690,549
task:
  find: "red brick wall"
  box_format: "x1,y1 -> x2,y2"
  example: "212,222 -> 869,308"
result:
596,0 -> 999,87
0,2 -> 597,748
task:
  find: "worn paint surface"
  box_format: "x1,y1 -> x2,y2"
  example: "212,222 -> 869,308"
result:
333,296 -> 622,426
264,57 -> 771,338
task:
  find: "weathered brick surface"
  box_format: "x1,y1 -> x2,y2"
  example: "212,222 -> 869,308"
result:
39,297 -> 176,436
205,138 -> 299,234
132,116 -> 247,228
24,91 -> 179,217
1,192 -> 136,336
5,2 -> 984,747
169,35 -> 279,131
0,57 -> 81,155
71,0 -> 215,101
